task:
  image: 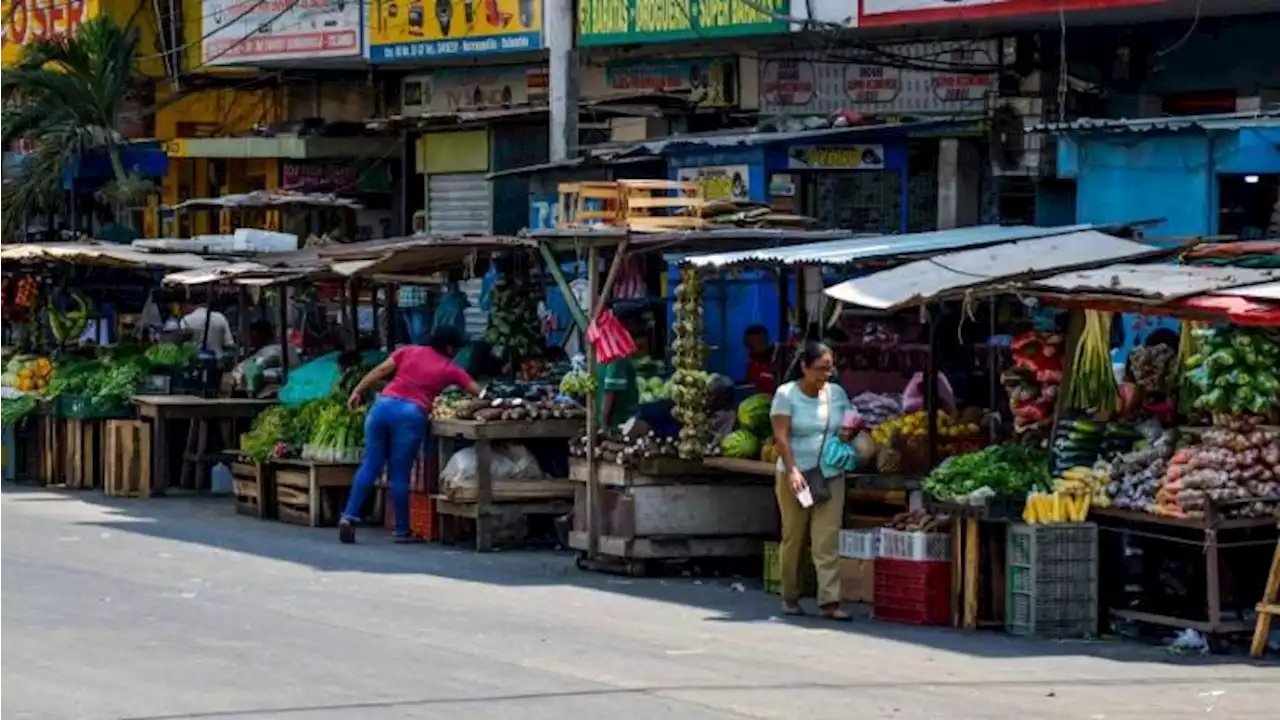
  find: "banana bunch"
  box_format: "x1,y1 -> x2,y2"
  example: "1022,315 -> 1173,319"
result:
48,294 -> 92,343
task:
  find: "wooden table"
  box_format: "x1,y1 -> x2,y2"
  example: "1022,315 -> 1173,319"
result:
431,418 -> 583,552
132,395 -> 275,495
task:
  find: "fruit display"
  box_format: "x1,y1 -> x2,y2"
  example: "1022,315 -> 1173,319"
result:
1156,419 -> 1280,519
735,393 -> 773,438
3,355 -> 54,393
47,293 -> 93,344
672,267 -> 710,460
924,444 -> 1052,501
569,425 -> 678,466
1064,311 -> 1119,413
484,277 -> 544,364
1183,326 -> 1280,418
1022,490 -> 1092,524
1051,418 -> 1140,475
871,410 -> 982,447
718,429 -> 761,459
1051,465 -> 1111,509
558,369 -> 597,397
1003,331 -> 1064,436
637,375 -> 669,404
1098,430 -> 1178,512
849,391 -> 901,428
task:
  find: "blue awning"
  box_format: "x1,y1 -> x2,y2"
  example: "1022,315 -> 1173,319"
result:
58,141 -> 169,188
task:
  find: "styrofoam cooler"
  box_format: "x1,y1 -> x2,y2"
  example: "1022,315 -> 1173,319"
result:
877,528 -> 951,562
838,529 -> 878,559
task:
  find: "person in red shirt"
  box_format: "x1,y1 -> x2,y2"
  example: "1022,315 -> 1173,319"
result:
338,327 -> 481,544
744,324 -> 778,394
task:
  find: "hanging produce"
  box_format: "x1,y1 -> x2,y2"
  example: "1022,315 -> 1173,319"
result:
47,293 -> 92,344
485,277 -> 544,364
1064,311 -> 1118,413
672,267 -> 711,460
558,369 -> 597,397
1126,343 -> 1177,394
1183,326 -> 1280,419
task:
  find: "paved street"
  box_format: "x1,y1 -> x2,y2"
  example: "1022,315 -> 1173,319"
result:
2,486 -> 1276,720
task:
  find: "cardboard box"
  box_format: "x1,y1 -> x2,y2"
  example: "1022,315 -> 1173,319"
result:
839,558 -> 875,604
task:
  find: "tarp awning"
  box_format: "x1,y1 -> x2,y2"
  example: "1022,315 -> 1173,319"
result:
822,231 -> 1165,310
168,191 -> 362,211
0,242 -> 216,271
327,236 -> 536,279
1218,281 -> 1280,301
162,262 -> 328,286
1030,264 -> 1280,303
682,223 -> 1101,271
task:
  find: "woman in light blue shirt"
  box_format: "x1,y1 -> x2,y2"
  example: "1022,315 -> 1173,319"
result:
770,342 -> 852,620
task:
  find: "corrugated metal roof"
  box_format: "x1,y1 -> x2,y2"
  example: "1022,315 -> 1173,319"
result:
682,223 -> 1096,270
1030,108 -> 1280,135
1032,264 -> 1280,302
822,231 -> 1162,310
615,117 -> 980,157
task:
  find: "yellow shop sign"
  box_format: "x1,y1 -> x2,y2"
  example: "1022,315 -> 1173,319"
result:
2,0 -> 100,67
367,0 -> 543,62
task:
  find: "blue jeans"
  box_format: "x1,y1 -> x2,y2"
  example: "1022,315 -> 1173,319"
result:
342,396 -> 428,536
400,307 -> 429,345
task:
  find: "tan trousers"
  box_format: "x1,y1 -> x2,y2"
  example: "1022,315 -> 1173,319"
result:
775,472 -> 845,606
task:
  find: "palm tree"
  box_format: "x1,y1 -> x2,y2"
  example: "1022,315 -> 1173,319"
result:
1,16 -> 148,238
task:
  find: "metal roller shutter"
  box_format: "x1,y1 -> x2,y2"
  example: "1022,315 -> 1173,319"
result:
426,172 -> 491,235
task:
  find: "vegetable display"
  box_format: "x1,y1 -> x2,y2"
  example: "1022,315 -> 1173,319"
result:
849,392 -> 901,428
1051,418 -> 1140,475
303,400 -> 367,462
1,394 -> 38,427
718,429 -> 761,459
570,424 -> 678,467
1003,331 -> 1064,437
1127,343 -> 1177,394
558,370 -> 596,397
735,394 -> 773,438
485,277 -> 543,364
924,444 -> 1052,500
1157,419 -> 1280,519
1183,326 -> 1280,418
241,406 -> 296,463
1098,430 -> 1178,512
671,267 -> 710,460
1064,310 -> 1118,413
144,342 -> 197,369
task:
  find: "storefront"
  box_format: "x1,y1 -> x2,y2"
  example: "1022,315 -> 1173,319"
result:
1039,111 -> 1280,240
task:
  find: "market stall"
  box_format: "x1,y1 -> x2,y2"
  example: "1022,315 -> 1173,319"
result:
824,237 -> 1280,645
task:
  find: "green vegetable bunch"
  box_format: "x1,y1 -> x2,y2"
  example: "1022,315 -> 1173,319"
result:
145,342 -> 197,369
1184,327 -> 1280,415
2,395 -> 38,427
925,444 -> 1053,500
242,405 -> 296,463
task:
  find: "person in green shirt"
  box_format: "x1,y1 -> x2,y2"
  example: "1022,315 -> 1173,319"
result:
594,309 -> 645,429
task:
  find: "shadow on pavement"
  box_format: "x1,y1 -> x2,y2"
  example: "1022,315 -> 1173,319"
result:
5,483 -> 1273,667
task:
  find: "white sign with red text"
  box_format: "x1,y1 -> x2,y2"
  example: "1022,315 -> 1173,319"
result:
202,0 -> 360,65
859,0 -> 1166,27
760,40 -> 997,115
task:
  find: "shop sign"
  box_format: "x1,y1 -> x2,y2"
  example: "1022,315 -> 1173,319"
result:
367,0 -> 543,61
578,0 -> 786,47
788,145 -> 886,171
761,40 -> 997,115
768,173 -> 797,197
604,57 -> 735,108
401,66 -> 548,115
201,0 -> 360,65
529,193 -> 560,230
2,0 -> 98,67
676,165 -> 751,202
859,0 -> 1166,27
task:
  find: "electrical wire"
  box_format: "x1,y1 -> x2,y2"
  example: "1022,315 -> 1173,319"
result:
1155,0 -> 1203,58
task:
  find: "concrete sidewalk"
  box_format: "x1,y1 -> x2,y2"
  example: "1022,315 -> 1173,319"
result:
2,486 -> 1275,720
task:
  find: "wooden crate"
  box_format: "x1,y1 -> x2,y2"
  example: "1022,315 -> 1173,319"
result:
273,461 -> 357,527
232,460 -> 275,519
557,181 -> 621,227
38,417 -> 104,489
617,179 -> 706,231
103,420 -> 152,498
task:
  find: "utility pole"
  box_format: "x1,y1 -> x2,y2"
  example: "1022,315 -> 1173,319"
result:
547,0 -> 579,162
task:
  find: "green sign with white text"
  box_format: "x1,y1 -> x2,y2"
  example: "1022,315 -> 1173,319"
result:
577,0 -> 788,47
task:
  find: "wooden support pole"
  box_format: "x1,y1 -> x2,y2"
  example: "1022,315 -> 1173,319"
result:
277,284 -> 290,385
592,238 -> 630,322
584,244 -> 601,559
539,243 -> 589,333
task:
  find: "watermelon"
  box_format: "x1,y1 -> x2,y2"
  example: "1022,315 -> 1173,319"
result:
720,430 -> 761,459
737,394 -> 774,438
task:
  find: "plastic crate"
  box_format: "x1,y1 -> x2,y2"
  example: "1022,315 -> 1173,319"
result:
839,529 -> 878,559
877,528 -> 951,562
873,557 -> 951,625
1006,523 -> 1099,638
763,541 -> 817,597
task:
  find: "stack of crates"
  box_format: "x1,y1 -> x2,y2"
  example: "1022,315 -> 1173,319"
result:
1006,523 -> 1099,638
874,529 -> 952,625
838,530 -> 877,603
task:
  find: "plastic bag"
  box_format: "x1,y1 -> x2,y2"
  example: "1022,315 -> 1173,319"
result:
495,443 -> 545,480
902,372 -> 957,415
440,445 -> 527,487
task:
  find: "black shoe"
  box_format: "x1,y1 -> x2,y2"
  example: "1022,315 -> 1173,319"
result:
338,519 -> 356,544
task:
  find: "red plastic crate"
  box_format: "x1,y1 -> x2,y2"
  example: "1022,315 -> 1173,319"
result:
873,557 -> 951,626
409,492 -> 437,540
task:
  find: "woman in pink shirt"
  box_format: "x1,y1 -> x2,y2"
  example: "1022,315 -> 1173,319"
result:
339,327 -> 480,543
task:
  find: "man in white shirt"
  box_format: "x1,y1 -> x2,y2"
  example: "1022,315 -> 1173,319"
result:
180,303 -> 237,353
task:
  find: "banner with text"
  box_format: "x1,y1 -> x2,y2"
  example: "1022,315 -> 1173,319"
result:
368,0 -> 543,62
402,66 -> 549,115
202,0 -> 361,65
676,165 -> 751,201
2,0 -> 100,67
788,146 -> 886,171
761,40 -> 997,116
578,0 -> 788,46
601,57 -> 736,108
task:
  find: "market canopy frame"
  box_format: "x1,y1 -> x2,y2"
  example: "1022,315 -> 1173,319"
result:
0,242 -> 217,272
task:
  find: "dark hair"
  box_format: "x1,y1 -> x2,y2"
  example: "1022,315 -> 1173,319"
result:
1145,328 -> 1179,349
249,320 -> 273,336
744,324 -> 769,341
800,341 -> 832,368
428,326 -> 468,354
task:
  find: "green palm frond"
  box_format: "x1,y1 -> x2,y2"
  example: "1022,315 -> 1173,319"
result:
1,15 -> 143,234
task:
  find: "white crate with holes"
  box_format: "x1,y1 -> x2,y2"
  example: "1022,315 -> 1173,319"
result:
839,529 -> 878,559
877,528 -> 951,562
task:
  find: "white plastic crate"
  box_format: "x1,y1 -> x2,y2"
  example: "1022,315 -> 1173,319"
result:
839,529 -> 878,559
877,528 -> 951,562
